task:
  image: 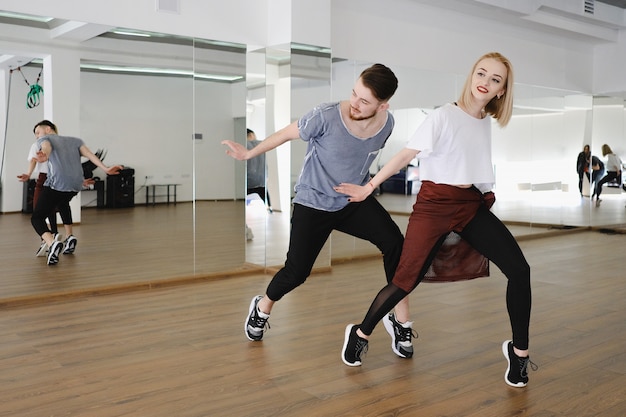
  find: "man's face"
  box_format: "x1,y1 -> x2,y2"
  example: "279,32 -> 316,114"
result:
34,125 -> 54,139
349,78 -> 383,121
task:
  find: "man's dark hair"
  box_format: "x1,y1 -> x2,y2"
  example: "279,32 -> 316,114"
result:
33,119 -> 58,134
247,128 -> 254,135
359,63 -> 398,102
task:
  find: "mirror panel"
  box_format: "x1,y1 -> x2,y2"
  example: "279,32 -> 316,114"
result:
0,13 -> 250,296
590,95 -> 625,226
244,43 -> 333,270
193,38 -> 248,274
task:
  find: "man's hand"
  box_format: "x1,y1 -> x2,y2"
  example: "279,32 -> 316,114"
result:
104,165 -> 124,175
17,173 -> 30,182
221,140 -> 249,161
333,182 -> 373,203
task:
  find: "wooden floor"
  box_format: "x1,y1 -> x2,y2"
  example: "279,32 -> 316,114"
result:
0,202 -> 625,415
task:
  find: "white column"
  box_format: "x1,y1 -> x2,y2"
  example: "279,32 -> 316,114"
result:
43,50 -> 82,223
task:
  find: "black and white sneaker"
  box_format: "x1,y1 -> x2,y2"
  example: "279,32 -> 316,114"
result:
47,241 -> 63,265
244,295 -> 270,341
62,235 -> 77,255
35,233 -> 61,257
341,324 -> 368,366
383,312 -> 418,358
502,340 -> 538,387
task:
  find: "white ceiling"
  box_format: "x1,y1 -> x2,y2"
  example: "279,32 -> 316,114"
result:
1,1 -> 626,70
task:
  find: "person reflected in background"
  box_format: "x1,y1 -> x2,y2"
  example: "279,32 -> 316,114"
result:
17,120 -> 61,256
590,153 -> 605,204
31,120 -> 123,265
246,128 -> 272,213
576,144 -> 591,196
594,144 -> 623,207
338,52 -> 537,388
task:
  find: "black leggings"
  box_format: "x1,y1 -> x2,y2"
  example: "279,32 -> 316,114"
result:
31,187 -> 77,237
265,197 -> 404,301
595,171 -> 620,198
359,206 -> 531,350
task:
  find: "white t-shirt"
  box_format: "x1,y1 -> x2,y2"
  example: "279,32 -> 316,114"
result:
406,102 -> 495,193
27,142 -> 48,174
606,153 -> 622,172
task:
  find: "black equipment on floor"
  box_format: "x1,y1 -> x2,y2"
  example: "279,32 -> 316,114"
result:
106,167 -> 135,208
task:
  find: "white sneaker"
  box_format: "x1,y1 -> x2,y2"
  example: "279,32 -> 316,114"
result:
245,225 -> 254,241
35,241 -> 48,257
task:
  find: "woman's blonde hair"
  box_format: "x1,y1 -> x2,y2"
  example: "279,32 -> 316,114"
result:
457,52 -> 514,127
601,144 -> 613,156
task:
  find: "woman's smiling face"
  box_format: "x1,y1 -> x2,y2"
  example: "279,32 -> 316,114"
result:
471,57 -> 507,102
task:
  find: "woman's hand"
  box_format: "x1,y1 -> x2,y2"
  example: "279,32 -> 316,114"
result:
334,182 -> 373,203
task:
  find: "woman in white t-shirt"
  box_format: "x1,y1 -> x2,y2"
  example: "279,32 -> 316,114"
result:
337,52 -> 536,387
594,143 -> 623,206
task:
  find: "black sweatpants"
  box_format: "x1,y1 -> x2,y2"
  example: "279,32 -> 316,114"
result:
265,196 -> 404,301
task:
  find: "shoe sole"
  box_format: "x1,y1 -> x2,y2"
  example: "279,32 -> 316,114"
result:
341,324 -> 361,367
502,340 -> 526,388
245,296 -> 263,341
382,314 -> 411,358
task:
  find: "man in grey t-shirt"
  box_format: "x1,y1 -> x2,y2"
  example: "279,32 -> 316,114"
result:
222,64 -> 416,360
31,120 -> 123,266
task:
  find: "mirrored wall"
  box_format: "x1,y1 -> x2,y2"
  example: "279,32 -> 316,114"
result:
1,12 -> 624,299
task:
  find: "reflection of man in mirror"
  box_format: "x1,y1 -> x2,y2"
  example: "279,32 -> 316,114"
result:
245,128 -> 272,212
30,120 -> 124,266
223,64 -> 414,359
590,154 -> 605,203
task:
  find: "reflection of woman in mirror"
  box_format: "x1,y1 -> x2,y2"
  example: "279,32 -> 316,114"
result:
576,144 -> 590,196
222,64 -> 416,360
17,120 -> 61,253
338,52 -> 537,388
594,144 -> 623,206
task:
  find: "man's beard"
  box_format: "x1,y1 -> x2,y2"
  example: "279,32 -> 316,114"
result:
349,106 -> 376,121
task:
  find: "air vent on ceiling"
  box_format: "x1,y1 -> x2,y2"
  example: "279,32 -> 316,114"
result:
156,0 -> 180,14
583,0 -> 595,15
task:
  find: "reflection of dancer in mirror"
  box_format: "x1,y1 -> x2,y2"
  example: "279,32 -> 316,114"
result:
246,128 -> 272,212
575,144 -> 590,196
17,120 -> 61,256
223,64 -> 416,359
31,120 -> 123,265
338,52 -> 537,388
594,144 -> 623,207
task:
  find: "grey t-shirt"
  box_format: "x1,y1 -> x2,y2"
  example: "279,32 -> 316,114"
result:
37,135 -> 85,192
246,139 -> 266,189
293,102 -> 394,211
